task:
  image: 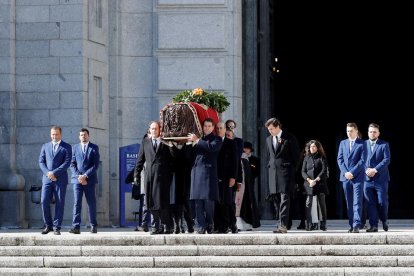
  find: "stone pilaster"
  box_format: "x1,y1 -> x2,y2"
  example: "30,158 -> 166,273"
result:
0,0 -> 27,228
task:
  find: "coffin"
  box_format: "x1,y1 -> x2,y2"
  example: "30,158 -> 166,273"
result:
160,102 -> 219,139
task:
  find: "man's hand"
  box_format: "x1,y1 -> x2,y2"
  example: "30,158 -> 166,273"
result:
47,172 -> 57,181
133,177 -> 140,186
78,175 -> 88,185
345,172 -> 354,180
366,168 -> 377,178
309,179 -> 317,187
187,133 -> 199,145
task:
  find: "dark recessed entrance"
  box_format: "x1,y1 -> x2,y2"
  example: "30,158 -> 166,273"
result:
261,1 -> 412,219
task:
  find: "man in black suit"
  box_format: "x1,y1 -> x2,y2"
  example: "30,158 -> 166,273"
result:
214,122 -> 238,233
265,118 -> 300,233
187,118 -> 222,234
134,121 -> 174,234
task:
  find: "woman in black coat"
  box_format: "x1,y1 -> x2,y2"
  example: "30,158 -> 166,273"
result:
301,140 -> 329,231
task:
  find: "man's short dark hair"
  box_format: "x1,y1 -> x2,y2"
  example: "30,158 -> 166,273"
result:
368,123 -> 380,130
51,125 -> 62,133
265,118 -> 282,128
203,118 -> 214,126
80,128 -> 89,135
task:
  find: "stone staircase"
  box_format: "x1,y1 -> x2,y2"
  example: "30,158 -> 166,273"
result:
1,232 -> 414,275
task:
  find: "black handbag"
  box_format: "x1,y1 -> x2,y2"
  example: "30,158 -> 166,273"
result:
125,169 -> 141,200
131,184 -> 141,200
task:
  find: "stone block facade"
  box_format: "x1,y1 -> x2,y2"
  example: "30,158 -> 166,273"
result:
0,0 -> 242,227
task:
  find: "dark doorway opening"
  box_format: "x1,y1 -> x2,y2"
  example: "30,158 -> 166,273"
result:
269,1 -> 412,218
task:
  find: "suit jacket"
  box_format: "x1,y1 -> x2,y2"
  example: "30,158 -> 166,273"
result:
39,140 -> 72,185
189,133 -> 222,201
363,139 -> 391,184
134,137 -> 174,210
266,131 -> 300,194
337,138 -> 365,182
301,153 -> 329,195
70,142 -> 100,185
217,137 -> 238,204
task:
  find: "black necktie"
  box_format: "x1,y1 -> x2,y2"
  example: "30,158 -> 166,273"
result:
153,139 -> 157,152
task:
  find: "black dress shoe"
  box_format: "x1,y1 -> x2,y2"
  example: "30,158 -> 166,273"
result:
174,226 -> 180,234
69,228 -> 80,234
383,221 -> 389,232
197,228 -> 206,234
164,227 -> 173,234
206,224 -> 214,234
54,229 -> 61,235
187,226 -> 194,233
41,227 -> 53,235
297,221 -> 306,230
91,226 -> 97,234
138,224 -> 149,232
230,225 -> 238,234
366,226 -> 378,232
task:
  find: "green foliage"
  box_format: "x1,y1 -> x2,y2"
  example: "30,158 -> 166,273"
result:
172,88 -> 230,113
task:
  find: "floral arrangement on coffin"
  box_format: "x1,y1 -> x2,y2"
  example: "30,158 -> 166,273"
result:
160,88 -> 230,139
172,87 -> 230,113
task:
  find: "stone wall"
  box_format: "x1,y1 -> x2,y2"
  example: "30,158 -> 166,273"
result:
0,0 -> 242,227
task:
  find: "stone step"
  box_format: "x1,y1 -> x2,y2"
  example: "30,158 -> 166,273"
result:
1,267 -> 414,276
1,255 -> 414,268
1,244 -> 414,256
1,233 -> 414,246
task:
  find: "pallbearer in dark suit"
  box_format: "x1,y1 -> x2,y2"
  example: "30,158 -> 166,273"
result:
363,123 -> 391,232
214,122 -> 238,233
187,118 -> 222,234
69,128 -> 100,234
39,126 -> 72,235
134,121 -> 174,234
265,118 -> 300,233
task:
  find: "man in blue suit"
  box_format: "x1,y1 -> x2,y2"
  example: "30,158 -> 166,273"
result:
69,128 -> 100,234
337,122 -> 365,233
39,126 -> 72,235
363,123 -> 391,232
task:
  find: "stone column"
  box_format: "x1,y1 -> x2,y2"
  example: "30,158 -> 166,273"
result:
258,0 -> 273,219
0,0 -> 27,228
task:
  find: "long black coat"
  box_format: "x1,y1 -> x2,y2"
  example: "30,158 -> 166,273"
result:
240,157 -> 261,228
134,138 -> 174,210
248,154 -> 260,179
266,131 -> 300,194
301,153 -> 329,195
170,144 -> 192,205
217,138 -> 238,204
189,133 -> 222,201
